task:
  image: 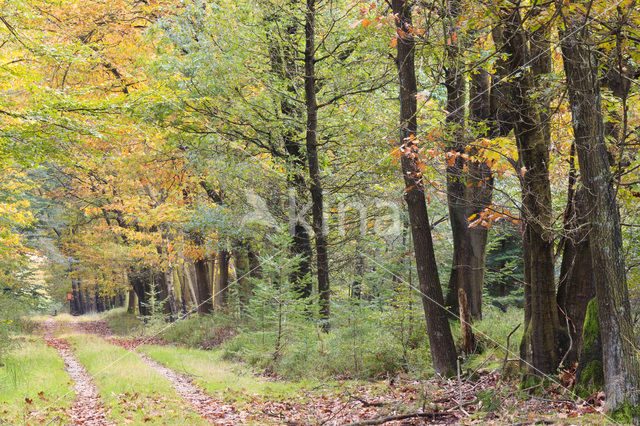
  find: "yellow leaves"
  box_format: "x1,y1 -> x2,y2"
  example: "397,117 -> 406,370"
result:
473,136 -> 517,177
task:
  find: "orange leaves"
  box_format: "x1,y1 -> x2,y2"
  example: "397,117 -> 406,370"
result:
390,146 -> 402,161
445,150 -> 470,167
468,206 -> 519,229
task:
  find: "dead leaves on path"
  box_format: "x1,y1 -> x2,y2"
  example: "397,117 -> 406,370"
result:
41,319 -> 112,425
40,318 -> 605,425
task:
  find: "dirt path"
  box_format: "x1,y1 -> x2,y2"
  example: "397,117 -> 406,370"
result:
72,319 -> 247,424
42,319 -> 112,425
137,351 -> 246,424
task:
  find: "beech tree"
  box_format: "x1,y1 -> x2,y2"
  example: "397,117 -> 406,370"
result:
560,1 -> 640,416
391,0 -> 458,376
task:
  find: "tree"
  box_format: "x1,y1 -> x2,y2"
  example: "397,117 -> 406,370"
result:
497,6 -> 561,375
391,0 -> 457,376
560,1 -> 640,417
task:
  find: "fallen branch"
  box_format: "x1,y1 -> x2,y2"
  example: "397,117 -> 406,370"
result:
345,411 -> 452,425
346,391 -> 386,407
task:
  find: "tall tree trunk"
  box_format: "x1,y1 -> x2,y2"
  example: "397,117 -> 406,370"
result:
248,248 -> 262,280
557,143 -> 594,367
266,8 -> 313,299
95,291 -> 104,313
560,6 -> 640,415
445,64 -> 494,319
443,0 -> 472,318
127,288 -> 137,315
76,280 -> 86,315
352,249 -> 364,300
392,0 -> 457,376
71,279 -> 81,315
130,268 -> 151,316
194,255 -> 214,314
500,8 -> 559,375
180,261 -> 197,313
233,245 -> 252,310
304,0 -> 330,330
466,69 -> 493,320
214,250 -> 229,310
164,266 -> 178,320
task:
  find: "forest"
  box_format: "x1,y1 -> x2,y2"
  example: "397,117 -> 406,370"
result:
1,0 -> 640,424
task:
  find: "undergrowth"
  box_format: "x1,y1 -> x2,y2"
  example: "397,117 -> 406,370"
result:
113,302 -> 522,381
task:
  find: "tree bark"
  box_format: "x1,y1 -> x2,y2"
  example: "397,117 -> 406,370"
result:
214,250 -> 230,310
458,288 -> 476,355
465,69 -> 493,320
127,288 -> 137,315
443,0 -> 472,318
164,266 -> 178,320
194,256 -> 214,314
266,7 -> 313,299
304,0 -> 330,330
181,261 -> 198,312
557,144 -> 594,366
500,7 -> 559,375
392,0 -> 457,376
560,6 -> 640,414
70,279 -> 81,315
233,245 -> 252,310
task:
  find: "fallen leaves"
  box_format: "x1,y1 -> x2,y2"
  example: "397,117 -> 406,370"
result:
41,319 -> 112,425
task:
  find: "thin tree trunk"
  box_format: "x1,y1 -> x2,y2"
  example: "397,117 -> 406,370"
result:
233,245 -> 252,310
304,0 -> 330,330
266,7 -> 313,299
392,0 -> 457,376
466,69 -> 493,320
458,288 -> 475,355
560,7 -> 640,414
127,288 -> 137,315
214,250 -> 230,310
164,266 -> 178,320
443,0 -> 472,318
76,280 -> 86,315
352,249 -> 364,300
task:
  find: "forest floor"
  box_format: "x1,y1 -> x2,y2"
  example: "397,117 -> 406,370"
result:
0,314 -> 612,425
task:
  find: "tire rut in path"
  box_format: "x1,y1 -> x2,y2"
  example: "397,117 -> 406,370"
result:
73,320 -> 247,424
42,319 -> 112,425
137,351 -> 246,424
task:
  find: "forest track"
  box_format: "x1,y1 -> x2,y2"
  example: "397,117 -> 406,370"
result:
42,318 -> 112,425
136,351 -> 246,424
70,319 -> 247,424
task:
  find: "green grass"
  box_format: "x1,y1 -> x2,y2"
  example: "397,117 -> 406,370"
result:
101,307 -> 144,335
450,305 -> 524,372
67,333 -> 207,424
0,336 -> 74,424
139,345 -> 323,407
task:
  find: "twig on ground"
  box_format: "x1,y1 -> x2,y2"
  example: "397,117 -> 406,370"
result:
344,411 -> 453,426
346,391 -> 386,407
502,323 -> 522,375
